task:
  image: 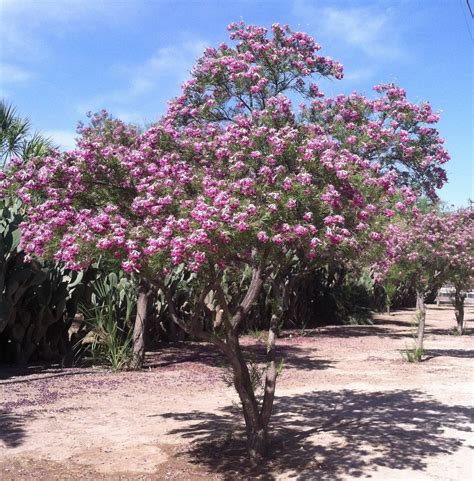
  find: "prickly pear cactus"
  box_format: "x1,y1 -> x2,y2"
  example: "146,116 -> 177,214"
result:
0,197 -> 85,364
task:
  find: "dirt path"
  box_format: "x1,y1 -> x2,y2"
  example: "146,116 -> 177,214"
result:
1,306 -> 473,480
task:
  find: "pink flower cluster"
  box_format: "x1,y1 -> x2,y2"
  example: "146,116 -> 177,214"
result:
1,22 -> 450,276
303,85 -> 449,200
374,209 -> 474,291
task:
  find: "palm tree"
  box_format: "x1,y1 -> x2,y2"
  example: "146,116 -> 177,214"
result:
0,100 -> 53,168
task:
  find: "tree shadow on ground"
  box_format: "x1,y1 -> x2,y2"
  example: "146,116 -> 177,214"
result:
162,389 -> 474,480
0,364 -> 61,381
425,328 -> 474,337
424,349 -> 474,360
371,318 -> 412,327
0,409 -> 27,448
371,318 -> 472,337
0,367 -> 97,385
427,306 -> 474,311
289,325 -> 411,340
145,342 -> 334,372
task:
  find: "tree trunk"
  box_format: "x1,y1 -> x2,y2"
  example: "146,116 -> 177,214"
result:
130,279 -> 151,370
247,427 -> 268,461
224,328 -> 267,462
239,281 -> 282,462
168,315 -> 179,341
157,259 -> 271,462
386,303 -> 391,315
415,289 -> 426,353
454,289 -> 466,335
260,278 -> 285,430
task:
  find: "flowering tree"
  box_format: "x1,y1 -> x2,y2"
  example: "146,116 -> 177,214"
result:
437,209 -> 473,334
375,208 -> 474,354
1,23 -> 449,460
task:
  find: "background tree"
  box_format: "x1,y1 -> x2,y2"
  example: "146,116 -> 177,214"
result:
439,209 -> 473,334
375,208 -> 473,359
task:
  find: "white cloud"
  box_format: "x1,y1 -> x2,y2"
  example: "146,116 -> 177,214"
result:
293,1 -> 402,60
0,0 -> 140,59
0,62 -> 33,83
323,7 -> 401,59
127,40 -> 208,95
78,38 -> 208,115
44,129 -> 77,151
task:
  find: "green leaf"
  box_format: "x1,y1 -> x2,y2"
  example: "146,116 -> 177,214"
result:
4,227 -> 20,252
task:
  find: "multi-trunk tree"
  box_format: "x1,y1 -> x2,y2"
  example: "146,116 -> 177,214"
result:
1,23 -> 450,460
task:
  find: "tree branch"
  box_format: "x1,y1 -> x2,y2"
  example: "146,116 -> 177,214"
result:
229,252 -> 268,329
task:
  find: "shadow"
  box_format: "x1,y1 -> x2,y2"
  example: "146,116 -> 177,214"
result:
0,364 -> 59,380
424,349 -> 474,360
145,342 -> 222,369
425,327 -> 474,337
311,323 -> 473,340
0,409 -> 27,448
425,306 -> 474,311
286,325 -> 411,340
0,367 -> 97,385
371,318 -> 412,327
427,306 -> 454,310
162,389 -> 474,480
145,341 -> 334,372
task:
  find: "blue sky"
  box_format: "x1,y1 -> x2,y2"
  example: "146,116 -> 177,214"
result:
1,0 -> 472,206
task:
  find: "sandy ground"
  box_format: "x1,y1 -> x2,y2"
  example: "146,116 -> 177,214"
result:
1,305 -> 473,480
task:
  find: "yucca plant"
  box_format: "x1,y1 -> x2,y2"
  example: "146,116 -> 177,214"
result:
79,272 -> 137,370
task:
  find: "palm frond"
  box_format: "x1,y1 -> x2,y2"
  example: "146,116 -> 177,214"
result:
0,100 -> 52,168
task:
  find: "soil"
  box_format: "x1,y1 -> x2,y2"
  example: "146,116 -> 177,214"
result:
1,305 -> 473,480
